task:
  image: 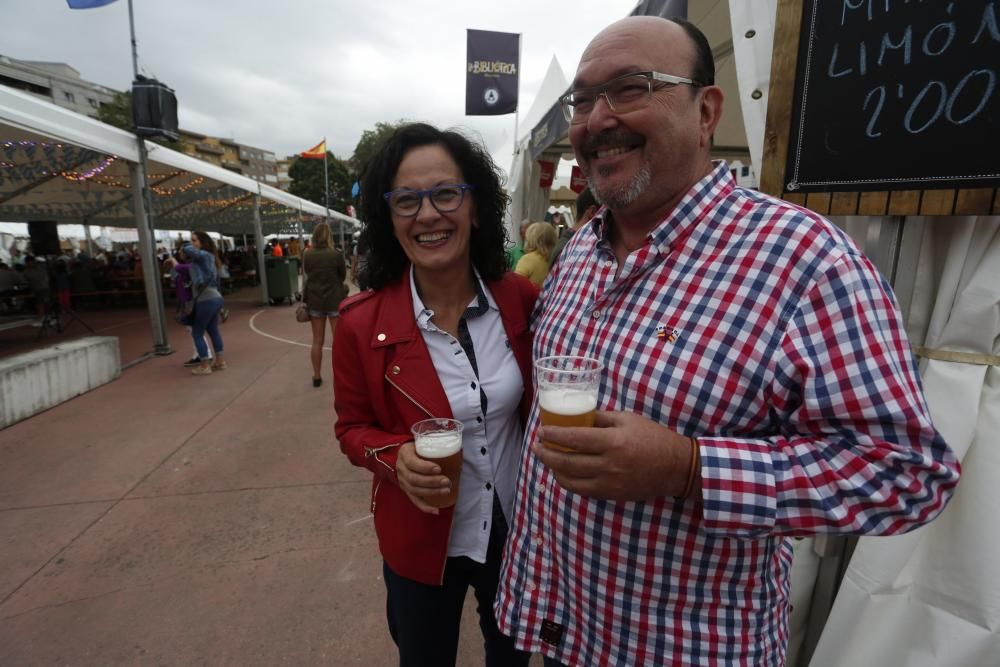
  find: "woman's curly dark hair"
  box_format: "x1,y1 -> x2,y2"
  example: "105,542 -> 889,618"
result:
357,122 -> 510,290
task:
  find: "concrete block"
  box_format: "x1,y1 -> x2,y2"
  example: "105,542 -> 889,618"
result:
0,336 -> 120,430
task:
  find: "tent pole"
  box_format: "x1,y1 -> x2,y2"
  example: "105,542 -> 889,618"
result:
253,194 -> 269,305
128,160 -> 171,355
83,218 -> 95,257
513,32 -> 522,161
126,0 -> 171,356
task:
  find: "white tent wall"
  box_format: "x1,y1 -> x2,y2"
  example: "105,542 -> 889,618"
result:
506,56 -> 569,244
731,2 -> 998,665
808,218 -> 1000,666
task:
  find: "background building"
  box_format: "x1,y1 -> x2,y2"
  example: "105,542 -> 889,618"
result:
0,54 -> 117,119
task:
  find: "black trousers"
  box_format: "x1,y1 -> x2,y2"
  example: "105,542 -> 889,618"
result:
383,495 -> 530,667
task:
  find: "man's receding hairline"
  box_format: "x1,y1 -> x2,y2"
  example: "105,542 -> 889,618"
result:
579,17 -> 696,80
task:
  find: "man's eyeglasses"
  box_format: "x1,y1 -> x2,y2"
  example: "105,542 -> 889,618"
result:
383,184 -> 475,217
560,71 -> 704,124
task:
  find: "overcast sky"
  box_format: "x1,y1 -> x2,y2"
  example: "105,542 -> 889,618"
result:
3,0 -> 639,171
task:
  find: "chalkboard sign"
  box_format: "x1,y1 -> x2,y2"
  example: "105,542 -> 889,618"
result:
786,0 -> 999,193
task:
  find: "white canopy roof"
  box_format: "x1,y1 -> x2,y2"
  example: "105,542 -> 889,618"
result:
0,85 -> 358,235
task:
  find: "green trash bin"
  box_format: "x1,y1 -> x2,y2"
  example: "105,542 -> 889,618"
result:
264,257 -> 300,305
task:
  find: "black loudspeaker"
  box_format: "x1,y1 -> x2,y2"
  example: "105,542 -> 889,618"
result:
28,221 -> 60,256
132,76 -> 179,141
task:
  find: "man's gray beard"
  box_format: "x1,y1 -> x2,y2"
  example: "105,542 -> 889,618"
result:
589,163 -> 652,210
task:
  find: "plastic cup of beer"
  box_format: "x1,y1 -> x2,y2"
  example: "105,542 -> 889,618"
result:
535,356 -> 602,452
411,418 -> 463,508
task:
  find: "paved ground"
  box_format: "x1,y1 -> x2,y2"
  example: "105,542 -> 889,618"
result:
0,286 -> 525,665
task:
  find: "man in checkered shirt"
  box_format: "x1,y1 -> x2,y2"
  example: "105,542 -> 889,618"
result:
495,16 -> 961,667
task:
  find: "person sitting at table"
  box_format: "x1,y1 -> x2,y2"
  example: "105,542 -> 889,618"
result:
22,256 -> 50,321
69,260 -> 97,294
0,261 -> 27,293
0,262 -> 27,314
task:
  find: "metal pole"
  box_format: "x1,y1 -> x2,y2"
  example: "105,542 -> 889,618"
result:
127,0 -> 140,78
128,160 -> 171,355
512,32 -> 522,160
83,218 -> 95,257
253,194 -> 269,305
127,0 -> 170,355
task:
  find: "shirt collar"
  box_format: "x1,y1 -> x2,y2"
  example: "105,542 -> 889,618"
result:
586,160 -> 735,254
410,265 -> 497,330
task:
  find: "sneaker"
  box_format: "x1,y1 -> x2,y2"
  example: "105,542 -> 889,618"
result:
211,361 -> 227,371
183,356 -> 202,367
191,365 -> 212,376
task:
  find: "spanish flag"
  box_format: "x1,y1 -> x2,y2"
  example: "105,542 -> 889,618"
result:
300,139 -> 327,159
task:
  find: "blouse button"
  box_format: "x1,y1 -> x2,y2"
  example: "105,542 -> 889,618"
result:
377,333 -> 386,342
391,366 -> 400,375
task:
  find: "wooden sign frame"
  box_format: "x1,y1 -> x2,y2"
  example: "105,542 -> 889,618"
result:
759,0 -> 1000,216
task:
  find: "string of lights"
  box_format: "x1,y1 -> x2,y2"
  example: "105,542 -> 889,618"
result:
52,155 -> 119,182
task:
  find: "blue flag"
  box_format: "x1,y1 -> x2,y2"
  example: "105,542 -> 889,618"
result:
67,0 -> 119,8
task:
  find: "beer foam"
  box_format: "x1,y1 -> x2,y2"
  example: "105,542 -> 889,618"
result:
539,388 -> 598,415
414,431 -> 462,458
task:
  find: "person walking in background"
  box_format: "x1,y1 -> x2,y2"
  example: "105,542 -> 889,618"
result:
182,231 -> 226,376
303,222 -> 347,388
513,222 -> 556,287
496,16 -> 960,666
549,188 -> 598,265
333,122 -> 536,667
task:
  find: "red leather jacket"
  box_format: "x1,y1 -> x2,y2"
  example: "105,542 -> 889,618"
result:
333,270 -> 538,585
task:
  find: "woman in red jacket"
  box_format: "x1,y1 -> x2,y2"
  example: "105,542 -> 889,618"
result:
333,123 -> 537,667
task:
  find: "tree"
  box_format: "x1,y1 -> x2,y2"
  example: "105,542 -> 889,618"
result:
350,120 -> 406,177
97,91 -> 186,150
288,152 -> 352,213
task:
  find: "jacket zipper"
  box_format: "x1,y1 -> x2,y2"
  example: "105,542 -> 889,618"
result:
384,372 -> 450,584
371,479 -> 381,514
384,374 -> 435,418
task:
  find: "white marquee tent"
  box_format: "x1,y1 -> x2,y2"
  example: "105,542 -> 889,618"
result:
0,84 -> 359,353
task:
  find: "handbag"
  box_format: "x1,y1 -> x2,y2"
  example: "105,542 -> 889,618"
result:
176,284 -> 206,326
295,302 -> 310,323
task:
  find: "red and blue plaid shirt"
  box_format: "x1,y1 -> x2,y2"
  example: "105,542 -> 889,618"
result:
496,163 -> 960,666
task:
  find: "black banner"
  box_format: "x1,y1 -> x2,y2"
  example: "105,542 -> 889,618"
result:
466,29 -> 520,115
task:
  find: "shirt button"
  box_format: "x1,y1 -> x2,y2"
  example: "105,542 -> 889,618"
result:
480,447 -> 487,456
532,533 -> 542,546
391,366 -> 400,375
526,582 -> 537,592
603,259 -> 613,268
376,333 -> 386,342
470,382 -> 477,390
592,310 -> 601,320
476,416 -> 483,423
485,482 -> 492,491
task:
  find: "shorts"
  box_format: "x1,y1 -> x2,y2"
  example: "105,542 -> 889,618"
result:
309,309 -> 339,318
